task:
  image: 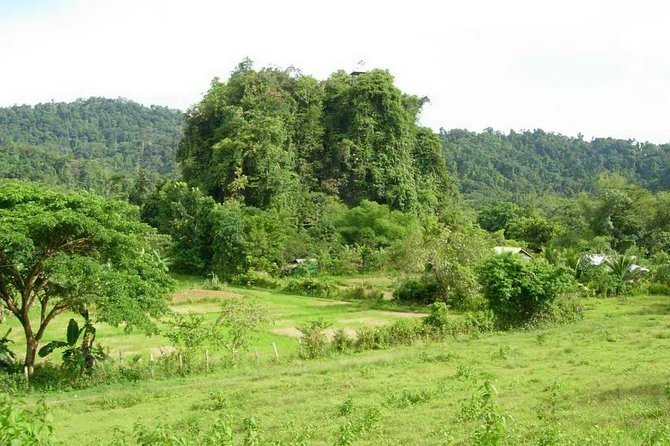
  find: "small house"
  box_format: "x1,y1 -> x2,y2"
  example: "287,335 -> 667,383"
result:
283,258 -> 319,277
493,246 -> 533,262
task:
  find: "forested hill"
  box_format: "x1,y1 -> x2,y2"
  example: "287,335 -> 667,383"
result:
3,93 -> 670,204
0,97 -> 183,193
441,128 -> 670,200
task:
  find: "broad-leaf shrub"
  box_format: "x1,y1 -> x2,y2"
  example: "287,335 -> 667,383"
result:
298,319 -> 331,359
394,278 -> 441,304
477,256 -> 573,328
0,395 -> 58,445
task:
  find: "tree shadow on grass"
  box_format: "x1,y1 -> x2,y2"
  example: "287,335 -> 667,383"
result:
592,382 -> 667,403
632,303 -> 670,316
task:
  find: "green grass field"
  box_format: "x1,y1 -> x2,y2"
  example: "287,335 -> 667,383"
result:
9,277 -> 670,445
5,275 -> 424,361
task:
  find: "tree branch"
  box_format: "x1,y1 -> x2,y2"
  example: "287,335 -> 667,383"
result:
0,284 -> 19,318
35,302 -> 70,342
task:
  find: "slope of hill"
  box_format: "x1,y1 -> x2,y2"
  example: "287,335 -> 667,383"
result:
441,128 -> 670,200
0,97 -> 183,193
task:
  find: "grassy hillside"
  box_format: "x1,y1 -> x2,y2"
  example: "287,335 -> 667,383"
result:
15,281 -> 670,445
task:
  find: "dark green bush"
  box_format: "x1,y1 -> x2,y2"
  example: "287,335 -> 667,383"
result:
231,270 -> 282,289
340,285 -> 384,300
647,283 -> 670,296
477,256 -> 574,329
394,277 -> 441,304
283,278 -> 339,298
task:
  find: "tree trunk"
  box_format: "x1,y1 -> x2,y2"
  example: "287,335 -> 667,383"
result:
24,338 -> 37,375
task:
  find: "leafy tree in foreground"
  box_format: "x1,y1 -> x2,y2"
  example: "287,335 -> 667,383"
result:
0,180 -> 173,374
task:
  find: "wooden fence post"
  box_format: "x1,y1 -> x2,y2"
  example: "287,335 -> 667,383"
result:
205,350 -> 210,372
254,349 -> 259,364
118,349 -> 123,368
150,352 -> 155,378
24,366 -> 29,390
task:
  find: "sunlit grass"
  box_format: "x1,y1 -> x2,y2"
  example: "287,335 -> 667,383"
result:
15,289 -> 670,444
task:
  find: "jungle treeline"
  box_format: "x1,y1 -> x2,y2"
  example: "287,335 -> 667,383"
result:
2,61 -> 670,285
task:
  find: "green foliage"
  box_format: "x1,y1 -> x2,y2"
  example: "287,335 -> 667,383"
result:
0,394 -> 58,445
142,181 -> 246,275
477,256 -> 573,328
423,302 -> 451,329
231,270 -> 282,289
0,328 -> 15,372
339,285 -> 384,301
163,297 -> 267,360
477,202 -> 521,233
298,319 -> 331,359
162,313 -> 211,352
178,61 -> 456,214
38,318 -> 108,376
0,98 -> 182,195
216,298 -> 269,355
505,215 -> 563,252
335,200 -> 418,248
282,278 -> 339,298
470,382 -> 511,446
0,180 -> 173,372
418,224 -> 491,309
605,254 -> 647,296
443,128 -> 670,198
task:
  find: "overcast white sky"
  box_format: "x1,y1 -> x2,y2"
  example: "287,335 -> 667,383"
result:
1,0 -> 669,143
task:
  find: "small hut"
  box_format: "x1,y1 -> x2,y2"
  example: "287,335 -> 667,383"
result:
493,246 -> 533,262
283,258 -> 319,277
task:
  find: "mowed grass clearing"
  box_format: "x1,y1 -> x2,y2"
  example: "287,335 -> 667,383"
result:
4,276 -> 424,362
19,293 -> 670,445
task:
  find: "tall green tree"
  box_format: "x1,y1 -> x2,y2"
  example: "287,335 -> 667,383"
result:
178,61 -> 455,215
0,181 -> 173,373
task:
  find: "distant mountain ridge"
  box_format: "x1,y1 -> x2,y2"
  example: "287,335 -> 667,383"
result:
441,128 -> 670,200
0,97 -> 183,193
2,96 -> 669,201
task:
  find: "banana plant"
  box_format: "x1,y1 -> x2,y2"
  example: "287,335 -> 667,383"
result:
38,318 -> 106,374
38,318 -> 82,359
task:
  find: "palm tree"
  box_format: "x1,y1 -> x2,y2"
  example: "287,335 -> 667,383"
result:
605,254 -> 641,295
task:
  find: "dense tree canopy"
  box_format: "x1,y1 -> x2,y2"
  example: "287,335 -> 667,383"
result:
0,180 -> 173,373
0,98 -> 183,194
442,128 -> 670,200
177,61 -> 456,214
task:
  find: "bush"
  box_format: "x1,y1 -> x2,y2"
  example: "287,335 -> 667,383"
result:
0,328 -> 16,373
332,329 -> 355,353
477,256 -> 573,329
340,285 -> 384,301
525,294 -> 584,328
231,270 -> 282,289
202,272 -> 225,290
579,264 -> 618,297
394,277 -> 441,304
423,302 -> 451,330
0,394 -> 58,445
319,246 -> 362,275
283,278 -> 339,298
647,283 -> 670,296
298,319 -> 331,359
